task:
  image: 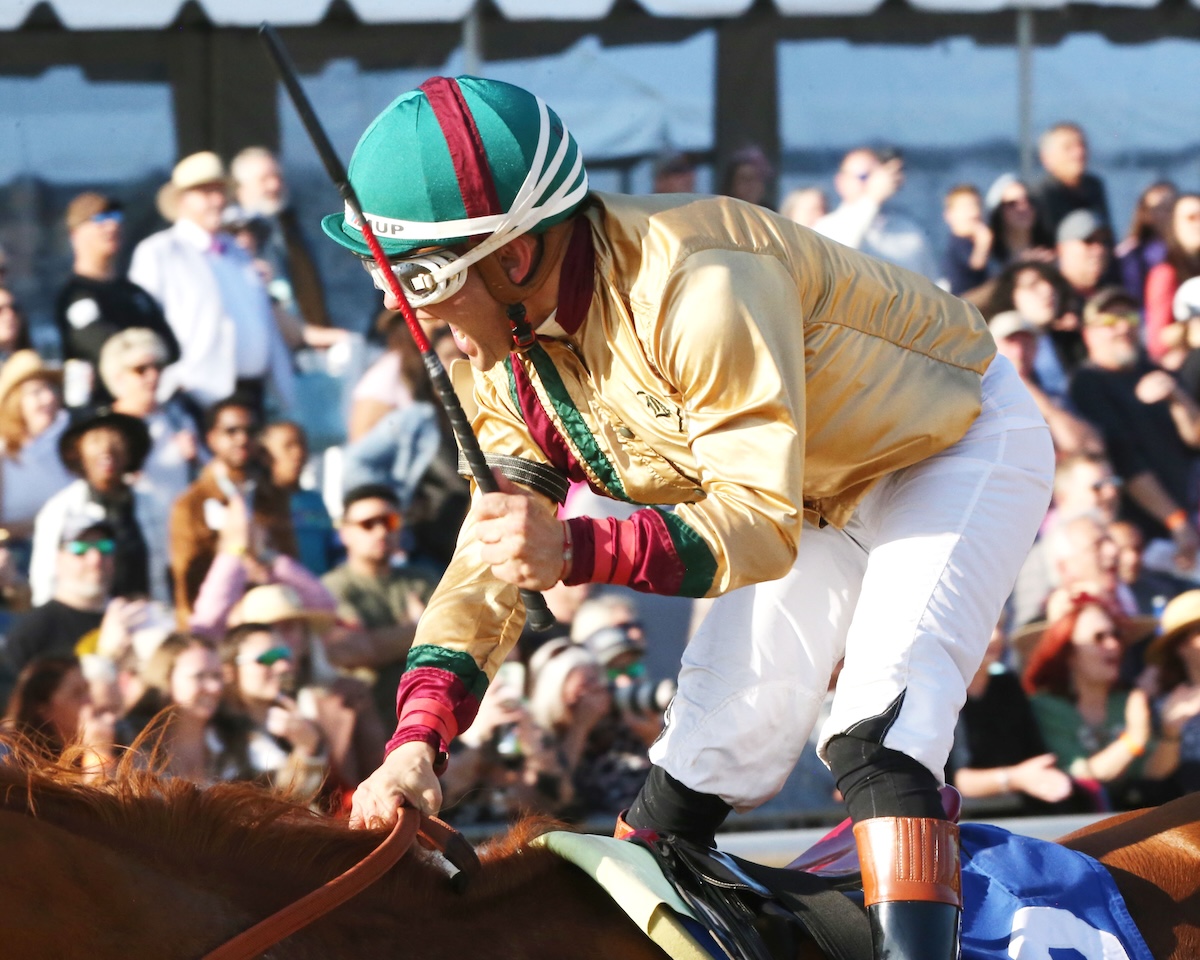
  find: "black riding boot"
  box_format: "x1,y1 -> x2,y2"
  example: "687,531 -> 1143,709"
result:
855,817 -> 962,960
622,765 -> 732,848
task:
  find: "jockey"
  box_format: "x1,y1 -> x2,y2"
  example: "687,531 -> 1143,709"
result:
325,76 -> 1054,960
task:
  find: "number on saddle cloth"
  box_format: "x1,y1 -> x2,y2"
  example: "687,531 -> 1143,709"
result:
631,835 -> 871,960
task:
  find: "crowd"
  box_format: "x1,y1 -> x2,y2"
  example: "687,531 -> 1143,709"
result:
2,116 -> 1200,827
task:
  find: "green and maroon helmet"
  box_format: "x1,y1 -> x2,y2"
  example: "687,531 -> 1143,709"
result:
322,76 -> 588,307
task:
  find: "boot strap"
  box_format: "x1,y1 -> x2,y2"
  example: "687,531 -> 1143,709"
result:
854,817 -> 961,908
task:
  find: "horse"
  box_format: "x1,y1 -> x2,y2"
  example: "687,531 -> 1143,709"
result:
1,744 -> 1198,960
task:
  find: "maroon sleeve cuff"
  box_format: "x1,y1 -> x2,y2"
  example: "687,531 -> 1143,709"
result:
385,725 -> 443,757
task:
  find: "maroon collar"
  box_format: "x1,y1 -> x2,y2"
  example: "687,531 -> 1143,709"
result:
553,215 -> 595,336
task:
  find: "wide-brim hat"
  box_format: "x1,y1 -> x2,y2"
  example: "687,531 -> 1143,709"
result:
1145,590 -> 1200,666
157,151 -> 230,223
58,406 -> 152,476
229,584 -> 335,631
321,76 -> 588,258
0,350 -> 62,406
1011,609 -> 1157,668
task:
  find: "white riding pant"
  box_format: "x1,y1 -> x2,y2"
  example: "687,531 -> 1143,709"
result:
649,356 -> 1054,811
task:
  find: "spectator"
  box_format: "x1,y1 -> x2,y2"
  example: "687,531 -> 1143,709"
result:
940,184 -> 993,295
570,593 -> 645,648
1,655 -> 90,760
0,284 -> 32,364
651,151 -> 697,195
987,311 -> 1100,456
949,618 -> 1074,814
1022,592 -> 1175,809
988,260 -> 1082,402
129,151 -> 295,414
1030,123 -> 1111,238
219,622 -> 328,798
77,653 -> 127,779
778,187 -> 827,229
984,174 -> 1054,269
3,516 -> 145,673
54,192 -> 180,407
29,407 -> 166,605
231,146 -> 333,334
127,632 -> 253,783
1109,519 -> 1192,617
1070,287 -> 1200,570
1144,194 -> 1200,365
260,421 -> 336,575
0,351 -> 74,544
814,147 -> 938,281
99,327 -> 201,516
321,483 -> 435,723
347,310 -> 419,443
718,145 -> 773,207
1117,181 -> 1177,307
1044,512 -> 1130,619
1142,590 -> 1200,794
228,584 -> 388,795
169,395 -> 297,617
1056,209 -> 1117,308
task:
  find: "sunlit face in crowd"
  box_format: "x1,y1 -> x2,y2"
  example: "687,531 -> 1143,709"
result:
169,645 -> 224,723
999,182 -> 1036,232
1057,234 -> 1111,292
1173,196 -> 1200,255
834,149 -> 878,205
235,628 -> 293,705
994,330 -> 1037,378
20,375 -> 61,439
177,182 -> 228,234
236,153 -> 287,217
1056,459 -> 1120,524
56,531 -> 115,605
944,192 -> 983,236
1069,605 -> 1123,689
1011,268 -> 1058,326
1057,516 -> 1119,595
72,210 -> 123,262
1041,128 -> 1088,187
0,289 -> 22,352
207,405 -> 257,472
112,351 -> 163,410
1107,522 -> 1143,585
40,665 -> 91,743
78,426 -> 130,492
1082,310 -> 1139,372
261,424 -> 308,489
80,669 -> 122,748
339,496 -> 401,566
561,662 -> 610,716
1144,185 -> 1178,239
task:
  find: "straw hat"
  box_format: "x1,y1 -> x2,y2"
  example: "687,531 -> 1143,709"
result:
156,151 -> 230,223
229,584 -> 335,630
0,350 -> 61,406
1145,590 -> 1200,666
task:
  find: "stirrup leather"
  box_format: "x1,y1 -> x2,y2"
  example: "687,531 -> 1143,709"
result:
854,817 -> 962,908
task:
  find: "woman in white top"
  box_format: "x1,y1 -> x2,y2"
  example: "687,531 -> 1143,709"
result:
0,351 -> 74,543
98,328 -> 201,517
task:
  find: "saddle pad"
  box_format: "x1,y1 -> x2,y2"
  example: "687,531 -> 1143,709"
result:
534,832 -> 715,960
960,823 -> 1153,960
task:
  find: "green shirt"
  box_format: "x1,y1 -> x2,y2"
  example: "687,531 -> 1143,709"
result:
321,563 -> 437,630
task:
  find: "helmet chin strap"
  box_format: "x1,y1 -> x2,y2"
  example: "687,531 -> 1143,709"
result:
473,223 -> 573,350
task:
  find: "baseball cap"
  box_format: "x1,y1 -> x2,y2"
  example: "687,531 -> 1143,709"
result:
582,625 -> 644,668
60,511 -> 116,545
988,310 -> 1039,341
66,192 -> 123,231
1057,209 -> 1111,245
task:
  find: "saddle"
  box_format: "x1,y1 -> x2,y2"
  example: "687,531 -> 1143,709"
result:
622,786 -> 962,960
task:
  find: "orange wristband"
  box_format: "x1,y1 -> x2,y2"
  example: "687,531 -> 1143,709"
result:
1118,732 -> 1146,757
1165,509 -> 1189,532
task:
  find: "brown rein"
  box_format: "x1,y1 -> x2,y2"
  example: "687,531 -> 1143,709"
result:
202,808 -> 480,960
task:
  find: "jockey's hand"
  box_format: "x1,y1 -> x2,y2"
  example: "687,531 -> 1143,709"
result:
474,471 -> 566,591
349,741 -> 442,829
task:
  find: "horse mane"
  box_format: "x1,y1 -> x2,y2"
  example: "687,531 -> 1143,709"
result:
0,735 -> 570,915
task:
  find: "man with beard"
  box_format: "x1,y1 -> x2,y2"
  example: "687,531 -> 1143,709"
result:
1070,287 -> 1200,570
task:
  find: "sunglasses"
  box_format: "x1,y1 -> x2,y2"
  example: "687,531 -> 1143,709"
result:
219,424 -> 256,437
607,662 -> 647,682
1088,312 -> 1137,328
236,645 -> 293,667
1091,476 -> 1123,492
64,538 -> 116,556
130,361 -> 164,377
358,249 -> 467,309
92,210 -> 124,226
348,513 -> 400,533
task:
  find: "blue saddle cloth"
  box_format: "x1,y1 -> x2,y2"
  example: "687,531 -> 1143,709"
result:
960,823 -> 1152,960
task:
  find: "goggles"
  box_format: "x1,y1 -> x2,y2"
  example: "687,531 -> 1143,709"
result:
359,249 -> 467,309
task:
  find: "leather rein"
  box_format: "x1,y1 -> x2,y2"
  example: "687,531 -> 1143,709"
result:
201,808 -> 480,960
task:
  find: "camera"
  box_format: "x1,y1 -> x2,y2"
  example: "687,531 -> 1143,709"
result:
610,677 -> 677,718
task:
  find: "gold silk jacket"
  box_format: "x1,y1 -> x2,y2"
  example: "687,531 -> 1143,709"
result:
390,191 -> 995,752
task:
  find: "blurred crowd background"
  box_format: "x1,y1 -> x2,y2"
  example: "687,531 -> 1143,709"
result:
3,36 -> 1200,835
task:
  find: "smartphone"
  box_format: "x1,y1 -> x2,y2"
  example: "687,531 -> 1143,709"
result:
494,661 -> 527,705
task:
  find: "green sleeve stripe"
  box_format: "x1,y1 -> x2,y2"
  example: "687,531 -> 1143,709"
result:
406,645 -> 489,700
659,510 -> 718,598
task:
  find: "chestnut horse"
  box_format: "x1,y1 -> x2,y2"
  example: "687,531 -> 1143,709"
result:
1,747 -> 1197,960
